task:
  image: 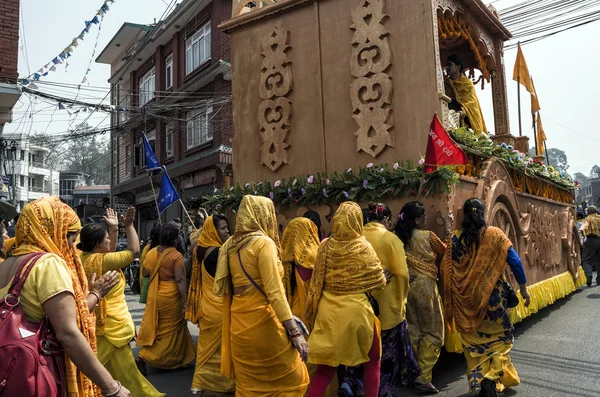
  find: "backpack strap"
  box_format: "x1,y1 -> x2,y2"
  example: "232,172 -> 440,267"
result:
7,252 -> 46,297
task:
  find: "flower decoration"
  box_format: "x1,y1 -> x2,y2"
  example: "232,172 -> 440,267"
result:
274,180 -> 282,188
366,163 -> 374,168
307,175 -> 314,184
393,163 -> 399,170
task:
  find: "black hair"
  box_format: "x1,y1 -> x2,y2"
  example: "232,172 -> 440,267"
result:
459,198 -> 487,250
303,210 -> 322,234
159,224 -> 179,247
447,54 -> 465,72
394,201 -> 426,248
76,223 -> 109,252
193,217 -> 204,229
362,208 -> 370,225
577,211 -> 586,220
149,224 -> 162,249
368,202 -> 392,222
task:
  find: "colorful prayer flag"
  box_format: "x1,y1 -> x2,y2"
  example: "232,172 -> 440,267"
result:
513,43 -> 534,94
158,167 -> 180,214
424,114 -> 468,173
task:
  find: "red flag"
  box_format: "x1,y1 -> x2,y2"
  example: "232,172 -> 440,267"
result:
424,114 -> 468,173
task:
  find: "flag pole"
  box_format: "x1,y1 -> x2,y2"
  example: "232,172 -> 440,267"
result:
517,75 -> 523,137
532,112 -> 539,156
179,199 -> 199,235
543,140 -> 550,167
149,175 -> 162,225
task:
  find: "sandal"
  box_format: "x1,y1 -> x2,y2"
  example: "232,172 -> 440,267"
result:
414,381 -> 440,394
479,379 -> 498,397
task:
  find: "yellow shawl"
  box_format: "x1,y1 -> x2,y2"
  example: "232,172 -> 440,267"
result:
304,202 -> 385,331
12,197 -> 99,397
186,216 -> 222,324
81,252 -> 108,335
582,213 -> 600,236
442,226 -> 512,333
214,195 -> 281,297
447,75 -> 487,135
281,217 -> 320,304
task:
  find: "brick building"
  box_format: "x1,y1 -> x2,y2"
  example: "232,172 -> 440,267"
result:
96,0 -> 233,237
0,0 -> 22,133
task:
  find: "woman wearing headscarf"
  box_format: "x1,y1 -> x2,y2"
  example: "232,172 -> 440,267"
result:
78,208 -> 165,397
362,202 -> 419,397
442,198 -> 531,397
140,224 -> 162,302
281,217 -> 320,324
0,197 -> 130,396
305,201 -> 386,397
214,195 -> 309,395
136,224 -> 196,373
395,201 -> 451,394
186,214 -> 236,395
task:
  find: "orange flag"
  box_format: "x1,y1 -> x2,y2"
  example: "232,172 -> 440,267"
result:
513,43 -> 534,94
531,78 -> 541,115
536,113 -> 547,156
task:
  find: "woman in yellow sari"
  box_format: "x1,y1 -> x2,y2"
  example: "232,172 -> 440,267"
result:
79,207 -> 165,397
281,217 -> 320,324
305,201 -> 386,397
362,202 -> 419,397
442,198 -> 531,397
395,201 -> 451,394
136,224 -> 196,372
214,195 -> 309,396
0,197 -> 130,396
186,214 -> 236,395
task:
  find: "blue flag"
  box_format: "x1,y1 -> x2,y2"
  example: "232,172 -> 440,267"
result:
142,133 -> 161,175
157,166 -> 179,214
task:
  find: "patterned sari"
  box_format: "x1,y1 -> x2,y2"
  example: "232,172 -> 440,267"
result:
442,226 -> 520,392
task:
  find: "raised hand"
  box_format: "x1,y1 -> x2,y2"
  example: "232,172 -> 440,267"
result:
120,207 -> 136,228
103,208 -> 119,229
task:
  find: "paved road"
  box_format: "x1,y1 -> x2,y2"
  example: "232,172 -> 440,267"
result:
126,278 -> 600,397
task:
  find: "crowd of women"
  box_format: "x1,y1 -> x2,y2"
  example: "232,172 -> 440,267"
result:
0,194 -> 531,397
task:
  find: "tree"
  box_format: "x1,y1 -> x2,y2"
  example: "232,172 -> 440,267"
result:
591,165 -> 600,178
546,148 -> 569,175
574,172 -> 589,184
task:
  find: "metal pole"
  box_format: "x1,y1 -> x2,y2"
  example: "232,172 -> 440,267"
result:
533,112 -> 539,156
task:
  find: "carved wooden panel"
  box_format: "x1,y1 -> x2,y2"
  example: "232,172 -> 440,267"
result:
350,0 -> 394,158
233,0 -> 277,17
258,28 -> 293,171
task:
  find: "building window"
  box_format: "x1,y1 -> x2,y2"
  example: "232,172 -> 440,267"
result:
165,124 -> 174,158
165,54 -> 173,89
125,145 -> 132,175
20,175 -> 25,187
139,68 -> 155,107
136,130 -> 156,168
20,150 -> 24,160
186,106 -> 213,149
186,21 -> 211,75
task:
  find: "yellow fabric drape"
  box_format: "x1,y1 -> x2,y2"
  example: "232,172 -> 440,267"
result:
442,226 -> 512,334
12,197 -> 99,397
362,222 -> 410,330
536,114 -> 547,156
581,213 -> 600,237
215,196 -> 308,394
304,202 -> 386,331
531,77 -> 541,115
281,217 -> 319,321
81,253 -> 108,335
447,75 -> 487,135
191,267 -> 236,393
136,247 -> 177,347
186,216 -> 222,324
513,44 -> 534,94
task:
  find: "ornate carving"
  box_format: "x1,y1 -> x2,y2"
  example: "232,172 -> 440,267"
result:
258,28 -> 293,171
233,0 -> 276,17
350,0 -> 393,158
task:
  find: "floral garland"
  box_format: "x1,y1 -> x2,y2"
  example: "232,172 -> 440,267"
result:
199,162 -> 459,213
449,127 -> 577,190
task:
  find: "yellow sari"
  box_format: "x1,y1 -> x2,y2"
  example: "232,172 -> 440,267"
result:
443,226 -> 520,392
12,197 -> 99,397
305,202 -> 386,367
281,217 -> 320,324
215,195 -> 309,396
447,75 -> 487,135
137,247 -> 196,369
81,251 -> 164,397
187,216 -> 235,393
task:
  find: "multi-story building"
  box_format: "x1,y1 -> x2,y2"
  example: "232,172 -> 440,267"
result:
3,134 -> 59,211
96,0 -> 233,237
59,172 -> 88,207
0,0 -> 22,135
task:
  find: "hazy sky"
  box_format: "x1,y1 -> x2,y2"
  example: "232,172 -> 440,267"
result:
6,0 -> 600,177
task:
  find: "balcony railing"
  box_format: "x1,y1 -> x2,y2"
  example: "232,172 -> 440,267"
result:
29,186 -> 49,193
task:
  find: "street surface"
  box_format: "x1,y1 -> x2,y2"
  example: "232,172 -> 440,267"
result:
126,278 -> 600,397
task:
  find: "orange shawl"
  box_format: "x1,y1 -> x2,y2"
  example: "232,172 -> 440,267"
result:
442,226 -> 512,333
185,216 -> 223,324
12,197 -> 99,397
